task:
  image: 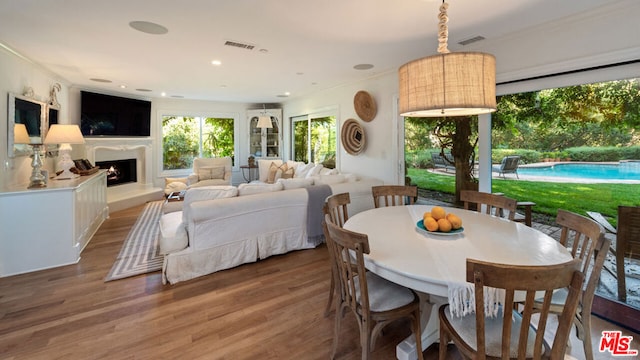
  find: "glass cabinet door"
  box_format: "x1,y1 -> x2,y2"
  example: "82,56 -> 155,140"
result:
248,109 -> 282,158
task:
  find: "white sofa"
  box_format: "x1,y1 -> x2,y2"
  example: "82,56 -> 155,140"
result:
159,166 -> 383,284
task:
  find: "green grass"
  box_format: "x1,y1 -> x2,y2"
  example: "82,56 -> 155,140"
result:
408,168 -> 640,226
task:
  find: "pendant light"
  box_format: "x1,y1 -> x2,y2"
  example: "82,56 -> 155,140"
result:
399,1 -> 496,117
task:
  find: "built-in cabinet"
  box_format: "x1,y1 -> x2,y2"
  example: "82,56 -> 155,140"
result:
0,170 -> 108,277
248,109 -> 282,158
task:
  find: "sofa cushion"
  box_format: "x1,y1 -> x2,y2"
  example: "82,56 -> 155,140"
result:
159,211 -> 188,255
319,167 -> 339,175
237,182 -> 284,196
198,166 -> 225,181
276,177 -> 314,190
182,185 -> 238,224
314,174 -> 347,185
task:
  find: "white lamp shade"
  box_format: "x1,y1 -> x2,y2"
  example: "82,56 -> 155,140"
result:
13,123 -> 31,144
399,52 -> 496,117
257,115 -> 273,128
43,124 -> 85,145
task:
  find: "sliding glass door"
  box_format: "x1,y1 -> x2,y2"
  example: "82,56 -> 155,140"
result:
291,112 -> 337,168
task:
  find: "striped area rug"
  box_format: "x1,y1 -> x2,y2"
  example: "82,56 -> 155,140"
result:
105,200 -> 165,281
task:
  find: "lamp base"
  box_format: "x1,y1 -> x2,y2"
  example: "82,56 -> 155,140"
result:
27,144 -> 47,189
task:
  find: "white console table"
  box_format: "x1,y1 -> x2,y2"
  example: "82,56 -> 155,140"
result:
0,171 -> 109,277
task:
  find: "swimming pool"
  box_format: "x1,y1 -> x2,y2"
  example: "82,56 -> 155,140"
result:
517,162 -> 640,181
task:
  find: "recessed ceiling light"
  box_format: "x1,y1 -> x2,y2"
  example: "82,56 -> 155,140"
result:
90,78 -> 112,83
129,21 -> 168,35
211,60 -> 222,66
353,64 -> 374,70
171,95 -> 184,98
277,92 -> 290,98
120,85 -> 127,89
136,88 -> 152,92
259,49 -> 269,53
161,92 -> 166,97
296,72 -> 304,75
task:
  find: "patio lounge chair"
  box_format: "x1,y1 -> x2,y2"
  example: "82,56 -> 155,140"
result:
492,155 -> 520,179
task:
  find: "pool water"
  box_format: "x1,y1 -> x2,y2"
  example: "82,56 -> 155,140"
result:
518,162 -> 640,181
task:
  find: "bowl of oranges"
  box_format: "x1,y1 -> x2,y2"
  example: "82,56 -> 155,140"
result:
416,206 -> 464,236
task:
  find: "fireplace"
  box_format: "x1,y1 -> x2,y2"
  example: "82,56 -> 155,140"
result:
96,158 -> 137,187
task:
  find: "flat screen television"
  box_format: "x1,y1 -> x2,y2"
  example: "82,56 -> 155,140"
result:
80,91 -> 151,137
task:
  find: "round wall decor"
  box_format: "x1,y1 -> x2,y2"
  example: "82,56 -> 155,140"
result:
341,118 -> 366,155
354,90 -> 377,122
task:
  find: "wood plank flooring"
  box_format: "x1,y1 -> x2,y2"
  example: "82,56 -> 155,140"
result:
1,203 -> 636,359
0,203 -> 452,359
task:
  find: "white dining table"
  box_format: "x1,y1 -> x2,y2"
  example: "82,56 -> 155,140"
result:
343,204 -> 572,360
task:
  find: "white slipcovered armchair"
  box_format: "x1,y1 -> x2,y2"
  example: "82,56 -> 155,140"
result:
187,157 -> 233,188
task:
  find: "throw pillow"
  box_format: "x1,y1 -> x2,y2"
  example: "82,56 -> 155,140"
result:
237,182 -> 284,196
164,181 -> 188,195
258,159 -> 283,182
197,166 -> 225,181
305,164 -> 324,178
164,177 -> 189,195
281,166 -> 295,179
293,163 -> 313,178
267,162 -> 288,183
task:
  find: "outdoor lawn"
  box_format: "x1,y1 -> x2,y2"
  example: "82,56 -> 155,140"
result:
408,168 -> 639,227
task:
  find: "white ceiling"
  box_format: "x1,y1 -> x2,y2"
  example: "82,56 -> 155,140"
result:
0,0 -> 625,103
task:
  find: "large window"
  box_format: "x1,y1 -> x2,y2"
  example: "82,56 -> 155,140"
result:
162,115 -> 236,172
291,114 -> 336,168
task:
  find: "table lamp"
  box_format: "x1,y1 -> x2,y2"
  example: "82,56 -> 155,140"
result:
14,123 -> 48,188
43,124 -> 85,180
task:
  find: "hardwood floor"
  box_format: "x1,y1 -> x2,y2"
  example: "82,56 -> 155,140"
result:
0,203 -> 636,359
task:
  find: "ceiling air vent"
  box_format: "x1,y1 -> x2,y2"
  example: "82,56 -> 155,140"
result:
224,40 -> 256,50
458,36 -> 485,46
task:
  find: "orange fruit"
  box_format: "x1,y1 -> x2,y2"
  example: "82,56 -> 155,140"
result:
446,213 -> 463,229
431,206 -> 446,220
423,212 -> 433,223
437,218 -> 452,233
425,217 -> 439,232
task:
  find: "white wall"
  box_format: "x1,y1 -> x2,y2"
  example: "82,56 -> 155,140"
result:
282,72 -> 400,184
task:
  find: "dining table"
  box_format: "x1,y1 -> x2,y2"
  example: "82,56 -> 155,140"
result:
343,204 -> 573,360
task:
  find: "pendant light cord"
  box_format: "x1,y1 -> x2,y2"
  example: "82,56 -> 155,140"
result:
437,1 -> 450,54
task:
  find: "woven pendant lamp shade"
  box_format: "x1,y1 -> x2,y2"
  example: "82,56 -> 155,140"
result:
399,52 -> 496,117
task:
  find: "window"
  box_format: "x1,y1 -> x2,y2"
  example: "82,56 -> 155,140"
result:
291,113 -> 336,168
162,115 -> 236,172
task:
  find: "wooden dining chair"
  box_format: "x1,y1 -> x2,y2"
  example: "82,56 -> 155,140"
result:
439,258 -> 584,360
371,185 -> 417,208
323,215 -> 423,360
616,206 -> 640,302
460,190 -> 518,221
533,209 -> 610,360
322,192 -> 351,317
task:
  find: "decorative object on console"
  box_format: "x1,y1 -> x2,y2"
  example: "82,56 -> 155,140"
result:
14,123 -> 47,188
353,90 -> 377,122
341,118 -> 365,155
398,1 -> 496,117
43,124 -> 85,180
248,155 -> 255,167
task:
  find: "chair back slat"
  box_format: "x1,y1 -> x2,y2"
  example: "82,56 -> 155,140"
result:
466,258 -> 583,360
325,192 -> 350,227
460,190 -> 518,221
372,185 -> 417,208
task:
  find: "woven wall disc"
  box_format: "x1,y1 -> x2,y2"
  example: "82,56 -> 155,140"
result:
341,118 -> 366,155
354,90 -> 377,122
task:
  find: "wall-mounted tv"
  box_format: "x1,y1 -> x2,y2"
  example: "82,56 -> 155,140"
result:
80,91 -> 151,137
